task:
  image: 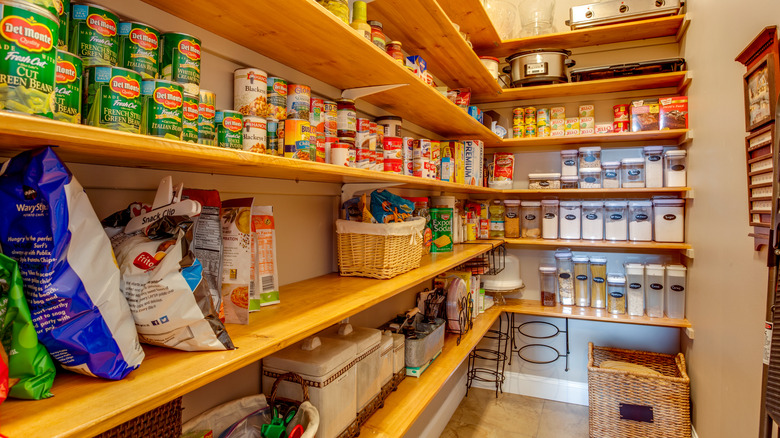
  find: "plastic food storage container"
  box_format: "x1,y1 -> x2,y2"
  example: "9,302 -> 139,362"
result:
504,200 -> 521,238
529,173 -> 561,189
581,201 -> 604,240
540,265 -> 558,306
644,146 -> 664,187
607,274 -> 627,315
541,200 -> 559,239
628,200 -> 653,241
521,201 -> 542,238
664,150 -> 687,187
559,201 -> 582,239
604,201 -> 628,241
561,175 -> 579,189
665,264 -> 687,319
602,161 -> 621,188
645,264 -> 665,318
320,323 -> 382,412
263,335 -> 357,438
624,263 -> 645,316
590,256 -> 607,308
555,249 -> 574,306
653,198 -> 685,242
561,149 -> 579,176
621,157 -> 645,188
573,255 -> 590,307
579,167 -> 602,188
579,146 -> 601,169
379,331 -> 394,386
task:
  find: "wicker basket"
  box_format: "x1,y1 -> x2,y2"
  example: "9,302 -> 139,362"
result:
587,343 -> 691,438
95,397 -> 182,438
336,218 -> 425,279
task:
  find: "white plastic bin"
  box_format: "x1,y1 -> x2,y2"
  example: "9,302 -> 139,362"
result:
541,200 -> 559,239
621,157 -> 645,188
579,167 -> 602,188
602,161 -> 621,188
665,265 -> 687,319
624,263 -> 645,316
604,201 -> 628,241
645,264 -> 665,318
644,146 -> 664,188
560,201 -> 582,240
653,198 -> 685,242
628,200 -> 653,241
582,201 -> 604,240
561,149 -> 579,176
320,323 -> 381,413
664,150 -> 688,187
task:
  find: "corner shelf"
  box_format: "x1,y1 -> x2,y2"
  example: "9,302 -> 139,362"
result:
436,0 -> 502,50
486,129 -> 690,150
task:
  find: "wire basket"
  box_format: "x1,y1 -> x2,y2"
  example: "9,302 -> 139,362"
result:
336,218 -> 425,279
456,243 -> 506,275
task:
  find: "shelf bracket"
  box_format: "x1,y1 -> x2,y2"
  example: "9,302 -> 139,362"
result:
679,130 -> 694,146
341,84 -> 408,101
683,248 -> 695,259
341,182 -> 403,205
685,327 -> 695,339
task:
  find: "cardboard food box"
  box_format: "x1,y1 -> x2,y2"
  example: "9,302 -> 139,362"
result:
659,96 -> 689,130
630,99 -> 660,132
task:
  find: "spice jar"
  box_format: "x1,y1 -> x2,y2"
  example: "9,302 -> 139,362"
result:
560,175 -> 579,189
664,150 -> 687,187
386,41 -> 404,64
573,255 -> 590,307
326,0 -> 349,24
607,274 -> 627,315
539,266 -> 557,307
555,249 -> 574,306
624,263 -> 645,316
621,157 -> 645,188
559,201 -> 581,240
521,201 -> 542,238
645,264 -> 665,318
488,199 -> 505,238
644,146 -> 664,187
336,99 -> 356,138
628,200 -> 653,241
589,256 -> 607,308
602,161 -> 620,188
541,200 -> 559,239
581,201 -> 604,240
561,149 -> 578,176
504,200 -> 521,238
369,21 -> 386,51
604,201 -> 628,241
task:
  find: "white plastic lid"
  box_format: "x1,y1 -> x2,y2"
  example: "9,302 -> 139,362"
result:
664,150 -> 687,157
666,264 -> 687,272
602,161 -> 620,169
644,146 -> 664,154
560,201 -> 581,207
624,263 -> 644,274
581,201 -> 604,207
561,149 -> 578,156
504,199 -> 521,206
604,201 -> 628,207
589,256 -> 607,264
572,255 -> 590,263
579,167 -> 602,174
645,263 -> 665,274
561,175 -> 579,182
539,266 -> 557,273
579,146 -> 602,153
541,199 -> 559,205
529,173 -> 561,179
554,250 -> 573,259
621,157 -> 644,164
653,198 -> 685,206
628,200 -> 652,207
521,201 -> 542,207
607,274 -> 626,284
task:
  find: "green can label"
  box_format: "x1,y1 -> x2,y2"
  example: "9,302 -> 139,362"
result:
197,88 -> 215,145
57,0 -> 68,49
430,207 -> 453,253
54,49 -> 80,123
0,4 -> 58,118
118,22 -> 158,80
142,80 -> 182,140
182,93 -> 198,143
216,110 -> 242,149
70,4 -> 117,67
161,32 -> 200,94
23,0 -> 62,18
84,65 -> 142,133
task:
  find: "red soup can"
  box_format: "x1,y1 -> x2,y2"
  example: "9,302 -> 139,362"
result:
613,104 -> 629,122
383,136 -> 403,174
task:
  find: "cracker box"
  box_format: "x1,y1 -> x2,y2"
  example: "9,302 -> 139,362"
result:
659,96 -> 688,130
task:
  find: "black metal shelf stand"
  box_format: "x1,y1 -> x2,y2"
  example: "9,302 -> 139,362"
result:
466,312 -> 510,398
508,314 -> 570,372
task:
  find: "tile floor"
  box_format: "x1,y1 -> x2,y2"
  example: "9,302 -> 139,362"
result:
440,388 -> 589,438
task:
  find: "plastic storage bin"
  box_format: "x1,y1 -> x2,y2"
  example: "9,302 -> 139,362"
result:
645,264 -> 665,318
582,201 -> 604,240
579,146 -> 601,169
607,274 -> 626,315
573,255 -> 590,307
561,175 -> 579,189
644,146 -> 664,188
320,324 -> 381,413
602,161 -> 621,188
555,249 -> 574,306
561,149 -> 578,176
579,167 -> 602,188
624,263 -> 645,316
604,201 -> 628,241
621,157 -> 645,188
529,173 -> 561,189
653,198 -> 685,242
540,265 -> 557,306
628,200 -> 653,241
489,200 -> 505,238
665,264 -> 687,319
504,200 -> 521,238
541,200 -> 559,239
560,201 -> 582,239
590,256 -> 607,308
521,201 -> 542,238
665,150 -> 687,187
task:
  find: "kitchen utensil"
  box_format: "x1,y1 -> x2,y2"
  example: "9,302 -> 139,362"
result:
446,277 -> 467,332
518,0 -> 556,36
566,0 -> 682,30
505,49 -> 575,87
570,58 -> 686,82
288,425 -> 304,438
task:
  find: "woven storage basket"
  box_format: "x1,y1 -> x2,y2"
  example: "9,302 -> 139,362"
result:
587,342 -> 691,438
336,217 -> 425,279
95,397 -> 182,438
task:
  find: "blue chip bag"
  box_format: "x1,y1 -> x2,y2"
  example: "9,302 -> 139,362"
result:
0,147 -> 144,380
370,190 -> 415,223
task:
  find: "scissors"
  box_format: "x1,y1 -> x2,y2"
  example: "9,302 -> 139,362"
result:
261,405 -> 297,438
288,424 -> 304,438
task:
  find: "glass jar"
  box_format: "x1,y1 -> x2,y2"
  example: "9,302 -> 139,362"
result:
560,175 -> 579,189
504,200 -> 521,238
521,201 -> 542,238
528,173 -> 561,189
350,1 -> 372,40
607,274 -> 627,315
325,0 -> 349,23
602,161 -> 620,188
541,199 -> 559,239
621,157 -> 645,188
644,146 -> 664,187
561,149 -> 578,176
369,20 -> 386,51
581,201 -> 604,240
589,256 -> 607,308
624,263 -> 645,316
386,41 -> 404,64
573,255 -> 590,307
488,199 -> 505,238
559,201 -> 581,240
628,200 -> 653,241
539,265 -> 557,307
604,201 -> 628,241
578,146 -> 601,169
579,168 -> 602,188
336,99 -> 357,138
645,264 -> 665,318
555,249 -> 574,306
664,150 -> 687,187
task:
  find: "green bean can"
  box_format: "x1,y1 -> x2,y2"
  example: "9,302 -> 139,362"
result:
160,32 -> 200,95
117,21 -> 159,80
430,207 -> 453,253
215,109 -> 242,149
83,65 -> 142,133
182,92 -> 198,143
57,0 -> 68,49
54,49 -> 81,123
69,3 -> 118,67
197,88 -> 215,145
141,79 -> 182,140
19,0 -> 61,17
0,0 -> 58,118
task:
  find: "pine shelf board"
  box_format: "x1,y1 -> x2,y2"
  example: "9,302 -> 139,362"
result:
436,0 -> 502,50
0,244 -> 495,438
487,129 -> 689,149
473,72 -> 689,103
502,299 -> 692,328
499,187 -> 692,198
504,238 -> 691,251
368,0 -> 502,94
361,306 -> 503,438
139,0 -> 498,141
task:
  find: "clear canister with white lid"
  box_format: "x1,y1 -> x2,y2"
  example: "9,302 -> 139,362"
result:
581,201 -> 604,240
645,264 -> 665,318
521,201 -> 542,238
561,175 -> 579,189
528,173 -> 561,189
621,157 -> 645,188
664,150 -> 687,187
579,168 -> 602,188
644,146 -> 664,187
541,199 -> 559,239
573,255 -> 590,307
539,265 -> 557,307
504,199 -> 521,238
652,198 -> 684,242
579,146 -> 601,169
624,263 -> 645,316
665,264 -> 687,319
555,249 -> 574,306
589,256 -> 607,308
604,201 -> 628,241
561,149 -> 578,176
559,201 -> 582,239
602,161 -> 621,188
607,274 -> 626,315
628,200 -> 653,241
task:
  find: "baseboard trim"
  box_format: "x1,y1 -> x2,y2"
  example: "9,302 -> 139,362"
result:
470,371 -> 589,406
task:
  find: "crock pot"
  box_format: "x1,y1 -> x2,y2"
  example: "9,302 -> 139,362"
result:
505,48 -> 575,87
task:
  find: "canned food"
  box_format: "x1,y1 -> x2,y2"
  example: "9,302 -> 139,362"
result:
324,136 -> 337,163
512,125 -> 523,139
0,1 -> 58,118
266,76 -> 287,120
197,89 -> 216,145
215,109 -> 243,149
355,118 -> 371,170
524,123 -> 537,138
117,21 -> 160,80
141,79 -> 183,140
414,140 -> 430,178
266,118 -> 281,155
402,137 -> 415,176
160,32 -> 200,95
284,119 -> 311,160
70,3 -> 118,67
536,108 -> 550,127
182,92 -> 198,143
285,83 -> 310,120
512,107 -> 523,117
22,0 -> 62,19
54,49 -> 82,123
83,65 -> 142,133
613,121 -> 629,133
57,0 -> 69,49
323,100 -> 337,137
242,116 -> 267,153
331,142 -> 350,167
538,125 -> 551,137
336,98 -> 356,137
339,136 -> 356,167
512,112 -> 523,127
310,98 -> 325,162
613,104 -> 629,122
524,112 -> 536,126
383,136 -> 402,174
524,106 -> 536,117
369,120 -> 378,170
234,67 -> 267,116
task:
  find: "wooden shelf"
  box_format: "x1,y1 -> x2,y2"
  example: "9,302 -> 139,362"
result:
0,244 -> 495,438
498,187 -> 692,199
437,0 -> 502,50
140,0 -> 498,141
487,129 -> 690,149
362,306 -> 503,438
369,0 -> 502,94
473,72 -> 690,103
504,238 -> 691,252
476,15 -> 688,57
502,299 -> 691,329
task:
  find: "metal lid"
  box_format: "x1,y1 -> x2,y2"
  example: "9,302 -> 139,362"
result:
368,20 -> 383,27
387,40 -> 402,46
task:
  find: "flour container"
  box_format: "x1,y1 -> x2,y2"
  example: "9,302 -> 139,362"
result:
541,200 -> 559,239
263,336 -> 357,438
621,157 -> 645,188
644,146 -> 664,187
628,201 -> 653,241
665,265 -> 687,319
555,249 -> 575,306
581,201 -> 604,240
604,201 -> 628,241
653,199 -> 685,242
320,323 -> 381,412
561,149 -> 579,176
624,263 -> 645,316
379,331 -> 394,386
645,264 -> 665,318
664,150 -> 687,187
602,161 -> 621,188
560,201 -> 582,239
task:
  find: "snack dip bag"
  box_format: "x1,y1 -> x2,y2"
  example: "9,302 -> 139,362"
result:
0,147 -> 144,380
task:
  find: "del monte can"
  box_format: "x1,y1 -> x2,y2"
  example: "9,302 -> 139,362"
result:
0,0 -> 58,118
54,49 -> 81,123
161,31 -> 200,95
197,88 -> 215,145
141,79 -> 182,140
83,65 -> 142,133
69,2 -> 118,66
181,92 -> 197,143
215,109 -> 242,149
118,21 -> 159,79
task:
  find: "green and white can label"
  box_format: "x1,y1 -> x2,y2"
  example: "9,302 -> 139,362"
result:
53,49 -> 81,123
430,207 -> 453,253
141,79 -> 182,140
160,32 -> 200,95
215,109 -> 242,149
197,88 -> 215,145
0,2 -> 58,118
83,65 -> 142,133
181,92 -> 198,143
69,3 -> 118,67
57,0 -> 68,49
117,21 -> 159,80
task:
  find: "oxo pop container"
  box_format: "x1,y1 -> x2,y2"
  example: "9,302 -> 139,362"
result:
604,201 -> 628,241
581,201 -> 604,240
664,150 -> 688,187
263,336 -> 357,438
602,161 -> 621,188
561,149 -> 579,176
621,157 -> 645,188
624,263 -> 645,316
644,146 -> 664,188
579,146 -> 601,169
645,264 -> 665,318
560,201 -> 582,240
653,198 -> 685,242
320,323 -> 382,412
665,265 -> 687,319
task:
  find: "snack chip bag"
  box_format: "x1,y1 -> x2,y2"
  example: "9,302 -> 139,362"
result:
370,190 -> 414,224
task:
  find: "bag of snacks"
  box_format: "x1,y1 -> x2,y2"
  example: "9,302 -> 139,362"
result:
490,152 -> 515,189
370,190 -> 414,223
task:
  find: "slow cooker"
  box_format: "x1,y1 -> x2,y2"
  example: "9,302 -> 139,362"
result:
505,48 -> 575,87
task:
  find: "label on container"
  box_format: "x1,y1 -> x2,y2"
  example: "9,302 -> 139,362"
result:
635,214 -> 649,221
605,171 -> 617,178
430,208 -> 453,253
672,164 -> 686,171
525,214 -> 536,221
564,159 -> 575,166
584,156 -> 596,162
565,214 -> 576,220
54,50 -> 82,123
525,62 -> 547,75
629,283 -> 642,289
161,33 -> 201,94
650,283 -> 663,290
576,275 -> 588,281
610,214 -> 623,220
593,277 -> 605,283
544,213 -> 555,219
585,214 -> 598,220
489,220 -> 504,231
664,214 -> 677,221
648,155 -> 661,161
559,273 -> 570,279
610,291 -> 624,298
627,169 -> 641,176
584,176 -> 596,183
671,285 -> 684,292
71,4 -> 119,67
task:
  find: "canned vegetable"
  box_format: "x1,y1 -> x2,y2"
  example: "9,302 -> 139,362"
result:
197,88 -> 216,145
242,116 -> 267,153
57,0 -> 69,49
83,65 -> 142,133
54,49 -> 81,123
266,118 -> 281,156
117,21 -> 160,80
284,118 -> 311,160
69,2 -> 118,66
286,83 -> 310,120
266,76 -> 286,120
160,32 -> 200,95
182,92 -> 198,143
215,109 -> 243,149
234,67 -> 267,117
141,79 -> 183,140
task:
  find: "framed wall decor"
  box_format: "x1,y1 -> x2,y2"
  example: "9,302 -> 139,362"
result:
744,53 -> 776,131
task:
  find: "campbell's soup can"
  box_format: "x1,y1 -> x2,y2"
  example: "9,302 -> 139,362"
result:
324,136 -> 337,163
198,89 -> 216,145
54,50 -> 82,124
338,136 -> 355,167
413,140 -> 430,178
234,67 -> 267,116
265,76 -> 287,120
58,0 -> 70,49
613,121 -> 629,133
117,21 -> 160,79
83,66 -> 143,133
284,119 -> 311,160
330,142 -> 349,167
402,137 -> 415,176
383,136 -> 402,174
182,92 -> 199,143
613,104 -> 629,122
141,79 -> 183,140
323,100 -> 337,137
160,32 -> 201,95
286,83 -> 310,120
70,3 -> 118,67
242,116 -> 267,153
215,109 -> 243,149
266,118 -> 282,156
